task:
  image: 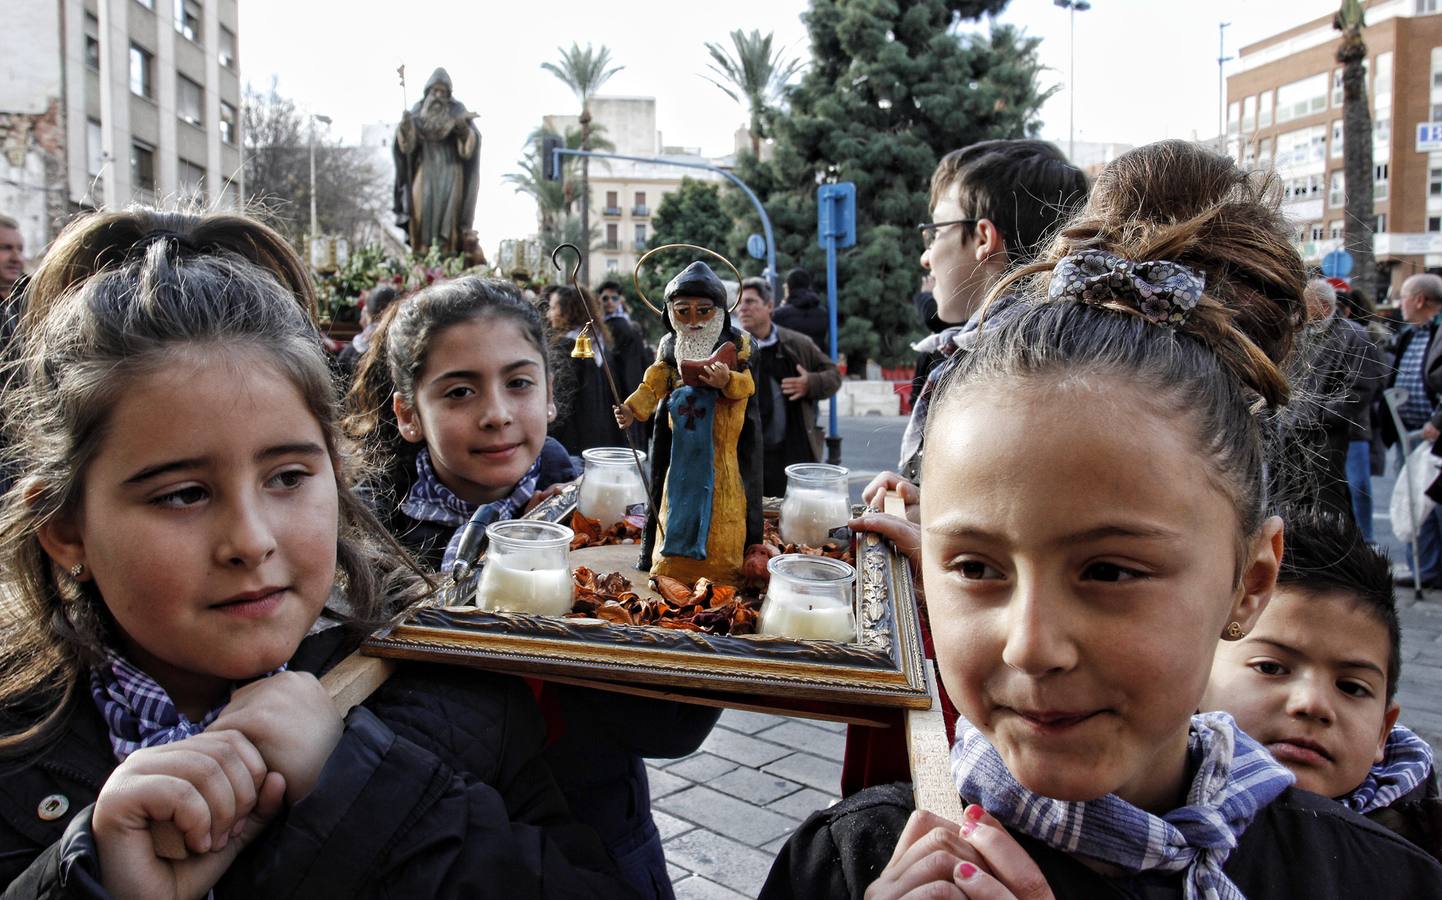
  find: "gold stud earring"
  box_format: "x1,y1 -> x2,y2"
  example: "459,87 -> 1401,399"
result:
68,563 -> 84,579
1225,621 -> 1245,640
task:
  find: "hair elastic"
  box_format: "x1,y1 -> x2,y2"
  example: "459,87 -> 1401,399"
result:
1049,249 -> 1205,329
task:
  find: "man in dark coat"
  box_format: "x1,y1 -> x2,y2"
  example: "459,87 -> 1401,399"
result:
392,68 -> 481,254
773,267 -> 829,351
736,277 -> 842,496
1382,274 -> 1442,585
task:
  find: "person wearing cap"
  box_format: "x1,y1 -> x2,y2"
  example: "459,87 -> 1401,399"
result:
615,260 -> 763,584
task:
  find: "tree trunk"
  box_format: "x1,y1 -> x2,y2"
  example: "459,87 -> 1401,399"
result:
580,106 -> 592,284
1339,34 -> 1377,304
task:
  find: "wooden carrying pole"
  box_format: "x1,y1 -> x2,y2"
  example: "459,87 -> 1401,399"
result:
151,654 -> 397,860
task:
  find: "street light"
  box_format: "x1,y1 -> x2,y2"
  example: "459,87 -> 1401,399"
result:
309,113 -> 332,246
1054,0 -> 1091,162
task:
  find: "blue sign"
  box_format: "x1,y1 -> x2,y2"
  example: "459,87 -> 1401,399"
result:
1419,122 -> 1442,152
1321,248 -> 1354,279
746,233 -> 766,259
817,182 -> 857,249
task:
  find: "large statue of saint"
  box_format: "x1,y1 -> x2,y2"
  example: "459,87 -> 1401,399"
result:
615,262 -> 763,584
392,68 -> 481,254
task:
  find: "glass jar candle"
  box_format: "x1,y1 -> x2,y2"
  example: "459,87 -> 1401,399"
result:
475,520 -> 575,616
779,463 -> 851,546
758,554 -> 857,643
578,447 -> 648,529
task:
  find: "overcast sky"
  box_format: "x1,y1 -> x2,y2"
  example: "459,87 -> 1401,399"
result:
238,0 -> 1339,253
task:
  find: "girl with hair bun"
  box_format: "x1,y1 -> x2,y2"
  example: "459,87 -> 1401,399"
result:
0,209 -> 636,898
761,141 -> 1442,898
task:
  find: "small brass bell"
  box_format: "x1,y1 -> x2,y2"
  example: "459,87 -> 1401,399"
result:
570,325 -> 595,359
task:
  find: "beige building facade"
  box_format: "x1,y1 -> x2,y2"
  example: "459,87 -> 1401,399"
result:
1227,0 -> 1442,299
543,96 -> 727,284
0,0 -> 243,253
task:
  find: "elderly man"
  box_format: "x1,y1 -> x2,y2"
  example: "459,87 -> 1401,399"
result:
0,215 -> 24,305
1386,273 -> 1442,585
736,276 -> 841,497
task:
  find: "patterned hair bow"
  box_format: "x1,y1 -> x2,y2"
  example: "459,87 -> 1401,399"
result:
1048,249 -> 1206,328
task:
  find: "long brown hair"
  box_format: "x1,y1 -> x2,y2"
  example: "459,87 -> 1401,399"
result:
0,209 -> 427,756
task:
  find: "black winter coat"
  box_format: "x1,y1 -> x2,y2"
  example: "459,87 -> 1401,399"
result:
0,624 -> 639,899
759,782 -> 1442,899
773,288 -> 829,352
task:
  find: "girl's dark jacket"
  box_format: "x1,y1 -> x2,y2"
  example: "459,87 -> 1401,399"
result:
0,623 -> 639,898
759,782 -> 1442,899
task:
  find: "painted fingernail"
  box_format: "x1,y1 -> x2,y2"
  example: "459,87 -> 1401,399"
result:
960,817 -> 978,837
964,804 -> 985,822
231,820 -> 246,838
957,862 -> 979,881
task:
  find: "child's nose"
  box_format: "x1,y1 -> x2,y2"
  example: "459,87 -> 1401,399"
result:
1284,675 -> 1335,724
1000,573 -> 1078,676
216,499 -> 277,568
476,390 -> 515,429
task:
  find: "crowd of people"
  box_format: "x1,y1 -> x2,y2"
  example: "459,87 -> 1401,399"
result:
0,132 -> 1440,899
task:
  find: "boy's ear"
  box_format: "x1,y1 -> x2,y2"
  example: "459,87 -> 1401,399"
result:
1228,515 -> 1284,636
36,506 -> 89,583
1377,702 -> 1401,764
392,393 -> 425,445
972,219 -> 1008,263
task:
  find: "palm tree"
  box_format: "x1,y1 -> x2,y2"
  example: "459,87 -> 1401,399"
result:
542,43 -> 623,283
1335,0 -> 1377,304
504,125 -> 613,233
702,29 -> 803,159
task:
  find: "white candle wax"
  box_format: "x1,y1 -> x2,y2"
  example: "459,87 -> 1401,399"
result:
780,488 -> 851,546
578,468 -> 644,529
475,561 -> 574,616
760,585 -> 856,642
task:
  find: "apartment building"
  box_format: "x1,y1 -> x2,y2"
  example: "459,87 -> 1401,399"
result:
543,97 -> 726,282
1226,0 -> 1442,298
0,0 -> 243,253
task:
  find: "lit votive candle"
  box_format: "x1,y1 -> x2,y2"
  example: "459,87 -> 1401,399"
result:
578,448 -> 648,529
759,554 -> 857,643
779,463 -> 850,546
473,520 -> 575,616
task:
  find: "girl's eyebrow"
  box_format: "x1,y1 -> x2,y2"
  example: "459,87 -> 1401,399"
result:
123,442 -> 325,485
429,359 -> 542,383
925,521 -> 1182,544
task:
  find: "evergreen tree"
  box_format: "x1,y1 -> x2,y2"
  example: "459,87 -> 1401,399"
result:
637,178 -> 733,308
723,1 -> 1051,364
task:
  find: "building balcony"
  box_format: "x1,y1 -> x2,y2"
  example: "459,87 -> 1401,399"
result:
602,206 -> 622,217
632,205 -> 649,217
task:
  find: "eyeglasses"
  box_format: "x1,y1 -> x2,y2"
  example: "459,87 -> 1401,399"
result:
917,219 -> 978,249
670,300 -> 719,325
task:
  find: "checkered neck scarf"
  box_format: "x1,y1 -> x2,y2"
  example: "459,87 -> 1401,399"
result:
399,444 -> 545,572
951,711 -> 1294,900
88,654 -> 286,762
1342,724 -> 1435,815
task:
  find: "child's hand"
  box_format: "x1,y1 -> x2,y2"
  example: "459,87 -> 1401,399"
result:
614,404 -> 636,429
950,805 -> 1055,900
92,729 -> 286,900
697,362 -> 731,389
208,671 -> 342,805
861,471 -> 920,523
850,512 -> 921,577
864,808 -> 983,899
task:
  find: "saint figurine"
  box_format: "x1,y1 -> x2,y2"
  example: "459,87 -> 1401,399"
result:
393,67 -> 481,254
615,261 -> 763,584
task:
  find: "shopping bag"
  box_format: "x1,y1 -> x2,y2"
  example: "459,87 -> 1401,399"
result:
1391,443 -> 1440,543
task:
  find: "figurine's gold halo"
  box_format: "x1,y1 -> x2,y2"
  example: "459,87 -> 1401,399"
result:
632,243 -> 744,316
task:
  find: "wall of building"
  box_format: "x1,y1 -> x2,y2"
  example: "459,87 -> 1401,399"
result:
0,3 -> 67,252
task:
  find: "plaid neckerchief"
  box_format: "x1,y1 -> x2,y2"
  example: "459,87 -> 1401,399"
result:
401,447 -> 477,528
437,453 -> 546,572
1342,724 -> 1435,815
951,711 -> 1294,900
88,654 -> 286,762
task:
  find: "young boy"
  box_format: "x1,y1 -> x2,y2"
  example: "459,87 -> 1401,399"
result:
1203,508 -> 1441,860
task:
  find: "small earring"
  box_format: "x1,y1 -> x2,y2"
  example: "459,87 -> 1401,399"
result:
68,563 -> 84,579
1225,621 -> 1245,640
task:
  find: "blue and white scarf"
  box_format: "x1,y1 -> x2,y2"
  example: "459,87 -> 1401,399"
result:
401,447 -> 545,571
1342,724 -> 1435,815
88,654 -> 286,762
950,711 -> 1294,900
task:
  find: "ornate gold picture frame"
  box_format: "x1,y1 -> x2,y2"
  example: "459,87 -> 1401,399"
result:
363,483 -> 931,712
